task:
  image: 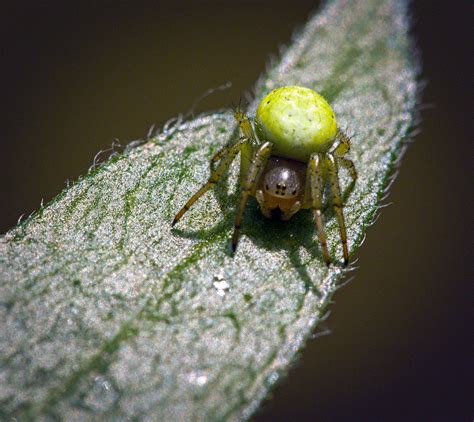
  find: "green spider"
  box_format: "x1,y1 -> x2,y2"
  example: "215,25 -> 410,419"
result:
172,85 -> 357,265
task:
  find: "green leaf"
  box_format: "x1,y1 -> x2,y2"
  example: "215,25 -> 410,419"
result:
0,0 -> 419,420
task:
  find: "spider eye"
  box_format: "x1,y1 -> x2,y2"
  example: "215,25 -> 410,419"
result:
263,166 -> 301,198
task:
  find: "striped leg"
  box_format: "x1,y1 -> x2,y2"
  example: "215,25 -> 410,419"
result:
172,137 -> 249,226
333,129 -> 352,157
337,157 -> 358,184
308,153 -> 331,265
231,141 -> 273,252
210,136 -> 246,172
234,107 -> 256,140
327,154 -> 350,265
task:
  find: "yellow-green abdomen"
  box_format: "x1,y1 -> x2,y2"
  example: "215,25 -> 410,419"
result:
255,86 -> 337,162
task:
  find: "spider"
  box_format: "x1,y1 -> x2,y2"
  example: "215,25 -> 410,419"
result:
172,86 -> 357,266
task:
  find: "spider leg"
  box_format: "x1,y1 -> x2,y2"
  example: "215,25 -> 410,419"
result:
332,129 -> 352,158
281,201 -> 302,221
210,136 -> 246,172
337,157 -> 358,202
231,141 -> 273,252
234,107 -> 256,140
255,189 -> 272,218
327,154 -> 350,265
337,157 -> 357,184
172,137 -> 249,227
333,130 -> 357,202
308,153 -> 331,265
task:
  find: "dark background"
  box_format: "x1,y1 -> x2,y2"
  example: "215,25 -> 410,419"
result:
0,1 -> 471,421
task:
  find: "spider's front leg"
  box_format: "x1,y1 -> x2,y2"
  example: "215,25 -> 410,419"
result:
231,141 -> 273,253
209,107 -> 256,172
172,137 -> 249,227
209,136 -> 246,172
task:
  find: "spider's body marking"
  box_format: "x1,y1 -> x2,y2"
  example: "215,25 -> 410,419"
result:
172,86 -> 357,266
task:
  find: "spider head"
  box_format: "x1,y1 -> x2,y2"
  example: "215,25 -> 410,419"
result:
263,166 -> 301,199
257,159 -> 304,221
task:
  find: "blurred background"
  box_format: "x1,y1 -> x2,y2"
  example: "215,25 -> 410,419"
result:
0,1 -> 471,420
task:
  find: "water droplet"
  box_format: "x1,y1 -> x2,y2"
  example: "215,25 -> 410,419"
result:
188,372 -> 208,386
213,280 -> 230,297
213,271 -> 230,297
213,280 -> 229,290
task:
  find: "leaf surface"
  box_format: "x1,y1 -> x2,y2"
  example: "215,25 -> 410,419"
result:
0,0 -> 419,420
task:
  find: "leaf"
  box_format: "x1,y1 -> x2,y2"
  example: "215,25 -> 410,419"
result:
0,0 -> 419,420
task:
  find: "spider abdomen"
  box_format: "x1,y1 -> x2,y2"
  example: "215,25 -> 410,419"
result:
255,86 -> 337,162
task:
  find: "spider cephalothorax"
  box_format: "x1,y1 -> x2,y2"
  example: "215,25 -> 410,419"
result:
172,86 -> 357,265
256,156 -> 305,221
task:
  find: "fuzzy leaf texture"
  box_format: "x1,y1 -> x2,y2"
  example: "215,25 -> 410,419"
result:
0,0 -> 419,420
